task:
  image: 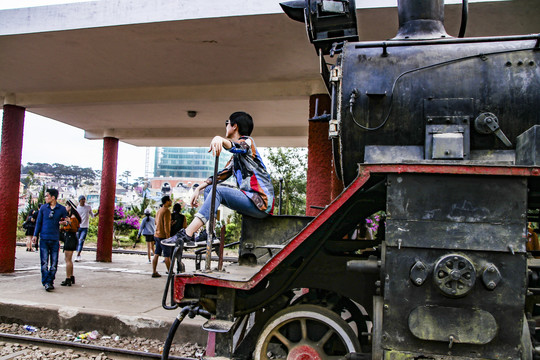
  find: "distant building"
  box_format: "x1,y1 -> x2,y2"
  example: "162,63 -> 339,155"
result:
154,147 -> 229,179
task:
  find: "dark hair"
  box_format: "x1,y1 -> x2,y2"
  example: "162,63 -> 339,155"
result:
66,200 -> 82,224
46,189 -> 59,200
229,111 -> 253,136
161,195 -> 171,205
172,203 -> 182,213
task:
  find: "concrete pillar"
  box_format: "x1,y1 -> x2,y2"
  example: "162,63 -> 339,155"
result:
0,105 -> 25,273
306,94 -> 333,217
96,137 -> 118,262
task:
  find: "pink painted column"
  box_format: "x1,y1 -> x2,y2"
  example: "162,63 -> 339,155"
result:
96,137 -> 118,262
0,105 -> 25,273
306,94 -> 333,217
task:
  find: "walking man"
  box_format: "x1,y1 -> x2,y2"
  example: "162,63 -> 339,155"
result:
33,189 -> 68,291
75,195 -> 96,262
151,196 -> 172,278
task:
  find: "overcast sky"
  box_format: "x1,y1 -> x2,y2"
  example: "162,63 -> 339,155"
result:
0,110 -> 148,179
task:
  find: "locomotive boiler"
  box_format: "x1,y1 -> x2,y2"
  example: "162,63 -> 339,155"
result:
161,1 -> 540,359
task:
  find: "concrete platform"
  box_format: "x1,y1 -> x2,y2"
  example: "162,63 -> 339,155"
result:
0,246 -> 208,345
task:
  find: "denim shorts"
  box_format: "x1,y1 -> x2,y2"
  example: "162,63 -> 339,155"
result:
154,237 -> 172,258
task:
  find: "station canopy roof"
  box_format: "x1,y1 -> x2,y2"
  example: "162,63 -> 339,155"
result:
0,0 -> 538,147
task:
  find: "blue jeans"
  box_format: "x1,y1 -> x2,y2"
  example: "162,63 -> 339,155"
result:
39,239 -> 60,286
195,185 -> 268,223
77,227 -> 88,253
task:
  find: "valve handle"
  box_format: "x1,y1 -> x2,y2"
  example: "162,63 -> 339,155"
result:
474,112 -> 512,147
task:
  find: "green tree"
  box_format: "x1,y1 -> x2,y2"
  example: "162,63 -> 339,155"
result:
20,185 -> 46,222
21,170 -> 35,189
121,170 -> 131,187
132,193 -> 151,216
265,147 -> 307,216
36,185 -> 46,207
22,163 -> 97,189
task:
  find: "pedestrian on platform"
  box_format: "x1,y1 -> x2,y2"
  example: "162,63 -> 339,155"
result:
137,208 -> 156,263
60,200 -> 81,286
170,203 -> 186,237
162,112 -> 274,249
23,208 -> 39,252
151,196 -> 172,278
75,195 -> 96,262
33,189 -> 68,292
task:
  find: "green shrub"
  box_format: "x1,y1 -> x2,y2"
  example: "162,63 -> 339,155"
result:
129,229 -> 138,242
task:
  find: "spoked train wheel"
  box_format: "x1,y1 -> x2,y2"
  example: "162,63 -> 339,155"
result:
254,304 -> 361,360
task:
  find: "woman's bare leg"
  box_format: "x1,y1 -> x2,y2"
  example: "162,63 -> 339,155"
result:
65,251 -> 74,278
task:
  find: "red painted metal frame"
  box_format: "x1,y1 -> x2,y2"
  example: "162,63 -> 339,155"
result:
174,163 -> 540,302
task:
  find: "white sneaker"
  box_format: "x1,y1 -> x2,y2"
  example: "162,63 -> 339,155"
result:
75,255 -> 81,262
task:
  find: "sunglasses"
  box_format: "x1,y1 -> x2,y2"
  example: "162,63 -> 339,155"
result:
225,120 -> 231,127
49,210 -> 55,219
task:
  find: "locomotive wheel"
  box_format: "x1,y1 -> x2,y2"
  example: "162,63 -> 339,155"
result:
291,291 -> 370,351
253,304 -> 361,359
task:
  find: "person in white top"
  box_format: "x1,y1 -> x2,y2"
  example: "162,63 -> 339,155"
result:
75,195 -> 97,262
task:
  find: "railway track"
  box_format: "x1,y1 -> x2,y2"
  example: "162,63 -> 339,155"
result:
0,332 -> 197,360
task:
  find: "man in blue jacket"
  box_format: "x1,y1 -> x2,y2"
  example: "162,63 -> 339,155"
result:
33,189 -> 68,291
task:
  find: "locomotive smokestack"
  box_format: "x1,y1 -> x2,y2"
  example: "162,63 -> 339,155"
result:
394,0 -> 449,39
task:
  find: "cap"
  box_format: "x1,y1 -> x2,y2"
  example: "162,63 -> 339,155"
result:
78,195 -> 86,201
144,208 -> 151,215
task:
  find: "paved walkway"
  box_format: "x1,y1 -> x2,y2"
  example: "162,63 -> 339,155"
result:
0,246 -> 207,344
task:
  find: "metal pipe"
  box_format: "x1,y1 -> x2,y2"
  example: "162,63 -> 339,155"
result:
355,33 -> 540,49
278,177 -> 284,215
458,0 -> 469,38
347,259 -> 381,273
206,155 -> 220,270
395,0 -> 448,39
398,0 -> 444,26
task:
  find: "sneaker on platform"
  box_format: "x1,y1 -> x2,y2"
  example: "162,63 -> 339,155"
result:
161,229 -> 193,247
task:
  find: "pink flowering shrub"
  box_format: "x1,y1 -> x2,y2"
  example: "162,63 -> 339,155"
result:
366,212 -> 385,235
113,206 -> 140,232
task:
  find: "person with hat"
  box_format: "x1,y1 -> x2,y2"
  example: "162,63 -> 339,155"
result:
59,200 -> 81,287
75,195 -> 97,262
137,208 -> 156,263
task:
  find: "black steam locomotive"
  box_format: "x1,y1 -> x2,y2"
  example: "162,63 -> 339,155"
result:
162,1 -> 540,359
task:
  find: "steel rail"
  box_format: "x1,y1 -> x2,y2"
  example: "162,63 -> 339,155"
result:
0,332 -> 195,360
